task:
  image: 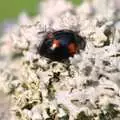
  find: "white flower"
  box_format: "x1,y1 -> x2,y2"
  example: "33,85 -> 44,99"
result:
0,0 -> 120,120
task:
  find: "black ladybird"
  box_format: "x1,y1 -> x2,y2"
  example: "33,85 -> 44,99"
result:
38,30 -> 85,61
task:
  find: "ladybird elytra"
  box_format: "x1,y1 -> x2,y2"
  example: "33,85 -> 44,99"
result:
38,30 -> 86,61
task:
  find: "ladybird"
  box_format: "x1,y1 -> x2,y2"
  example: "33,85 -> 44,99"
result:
38,30 -> 86,61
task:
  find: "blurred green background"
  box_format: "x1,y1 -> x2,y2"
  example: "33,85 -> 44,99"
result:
0,0 -> 81,22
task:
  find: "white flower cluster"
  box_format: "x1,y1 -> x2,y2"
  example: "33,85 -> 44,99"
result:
0,0 -> 120,120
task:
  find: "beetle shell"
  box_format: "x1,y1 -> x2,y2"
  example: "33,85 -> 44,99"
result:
38,30 -> 86,61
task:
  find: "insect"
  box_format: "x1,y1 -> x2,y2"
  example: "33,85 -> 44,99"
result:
38,30 -> 86,61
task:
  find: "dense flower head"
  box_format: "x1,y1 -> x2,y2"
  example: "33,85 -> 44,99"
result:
0,0 -> 120,120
